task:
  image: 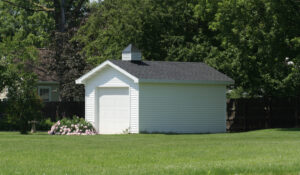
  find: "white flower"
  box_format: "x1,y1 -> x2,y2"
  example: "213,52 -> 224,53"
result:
285,57 -> 289,61
287,61 -> 294,65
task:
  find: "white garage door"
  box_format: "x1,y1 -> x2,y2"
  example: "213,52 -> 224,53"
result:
98,87 -> 130,134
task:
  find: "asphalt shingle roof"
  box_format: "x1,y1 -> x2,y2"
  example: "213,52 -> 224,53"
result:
109,60 -> 234,83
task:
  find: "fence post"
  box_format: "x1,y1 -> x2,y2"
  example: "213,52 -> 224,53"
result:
264,97 -> 269,128
243,99 -> 247,131
295,97 -> 299,127
232,99 -> 236,131
269,97 -> 272,128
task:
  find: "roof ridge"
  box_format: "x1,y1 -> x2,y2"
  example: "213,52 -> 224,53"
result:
109,59 -> 206,64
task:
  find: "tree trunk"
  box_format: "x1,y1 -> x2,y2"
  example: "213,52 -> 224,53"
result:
53,0 -> 66,32
60,0 -> 66,32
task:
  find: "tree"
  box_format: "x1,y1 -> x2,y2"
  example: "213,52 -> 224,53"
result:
0,0 -> 54,92
75,0 -> 216,63
50,0 -> 90,101
0,0 -> 52,133
75,0 -> 300,98
53,31 -> 89,101
1,0 -> 90,101
207,0 -> 300,97
5,70 -> 43,134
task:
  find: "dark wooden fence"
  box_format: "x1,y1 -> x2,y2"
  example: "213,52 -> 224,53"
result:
227,97 -> 300,132
0,101 -> 84,130
0,101 -> 84,121
42,102 -> 85,121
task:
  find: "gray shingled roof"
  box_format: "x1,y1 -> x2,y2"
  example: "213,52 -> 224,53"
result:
109,60 -> 234,83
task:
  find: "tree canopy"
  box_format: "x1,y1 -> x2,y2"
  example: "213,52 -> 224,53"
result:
0,0 -> 54,91
75,0 -> 300,97
0,0 -> 299,99
0,0 -> 89,101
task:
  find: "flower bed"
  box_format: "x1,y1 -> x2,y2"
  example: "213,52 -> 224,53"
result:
48,116 -> 97,135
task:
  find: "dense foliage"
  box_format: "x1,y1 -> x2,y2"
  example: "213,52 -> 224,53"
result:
5,73 -> 43,134
0,0 -> 89,101
0,0 -> 91,133
75,0 -> 300,97
208,0 -> 300,97
0,0 -> 53,90
1,0 -> 299,99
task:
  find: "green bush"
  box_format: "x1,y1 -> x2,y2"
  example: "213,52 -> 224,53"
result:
5,73 -> 43,134
36,118 -> 54,131
0,115 -> 18,131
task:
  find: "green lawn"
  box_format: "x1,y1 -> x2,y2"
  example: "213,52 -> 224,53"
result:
1,129 -> 300,175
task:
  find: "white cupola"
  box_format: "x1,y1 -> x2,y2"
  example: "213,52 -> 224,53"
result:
122,44 -> 142,61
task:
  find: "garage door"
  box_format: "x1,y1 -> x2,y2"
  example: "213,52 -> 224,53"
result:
98,87 -> 130,134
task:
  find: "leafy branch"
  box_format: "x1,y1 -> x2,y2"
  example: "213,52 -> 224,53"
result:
2,0 -> 54,12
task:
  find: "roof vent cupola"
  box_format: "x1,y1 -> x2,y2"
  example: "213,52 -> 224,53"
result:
122,44 -> 142,61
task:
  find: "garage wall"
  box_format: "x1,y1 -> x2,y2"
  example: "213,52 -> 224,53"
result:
139,83 -> 226,133
84,65 -> 139,133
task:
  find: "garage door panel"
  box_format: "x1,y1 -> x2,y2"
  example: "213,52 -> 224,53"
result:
98,87 -> 130,134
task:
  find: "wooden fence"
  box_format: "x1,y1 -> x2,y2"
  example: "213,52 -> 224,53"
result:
0,101 -> 84,121
227,97 -> 300,132
42,102 -> 85,121
0,101 -> 84,130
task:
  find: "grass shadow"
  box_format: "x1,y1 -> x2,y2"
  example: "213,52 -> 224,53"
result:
275,128 -> 300,132
139,131 -> 225,135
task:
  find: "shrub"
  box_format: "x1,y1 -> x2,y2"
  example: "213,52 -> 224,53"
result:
5,72 -> 43,134
0,114 -> 18,131
48,116 -> 97,135
36,118 -> 54,131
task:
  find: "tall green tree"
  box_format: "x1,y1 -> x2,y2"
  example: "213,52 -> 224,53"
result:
0,0 -> 54,91
50,0 -> 90,101
0,0 -> 90,101
0,0 -> 52,133
75,0 -> 300,98
74,0 -> 217,64
207,0 -> 300,97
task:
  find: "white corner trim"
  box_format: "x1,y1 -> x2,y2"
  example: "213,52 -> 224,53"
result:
75,60 -> 139,84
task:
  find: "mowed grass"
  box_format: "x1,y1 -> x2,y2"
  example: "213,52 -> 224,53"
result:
1,129 -> 300,175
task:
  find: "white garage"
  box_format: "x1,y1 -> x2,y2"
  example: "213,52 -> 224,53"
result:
76,44 -> 234,134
